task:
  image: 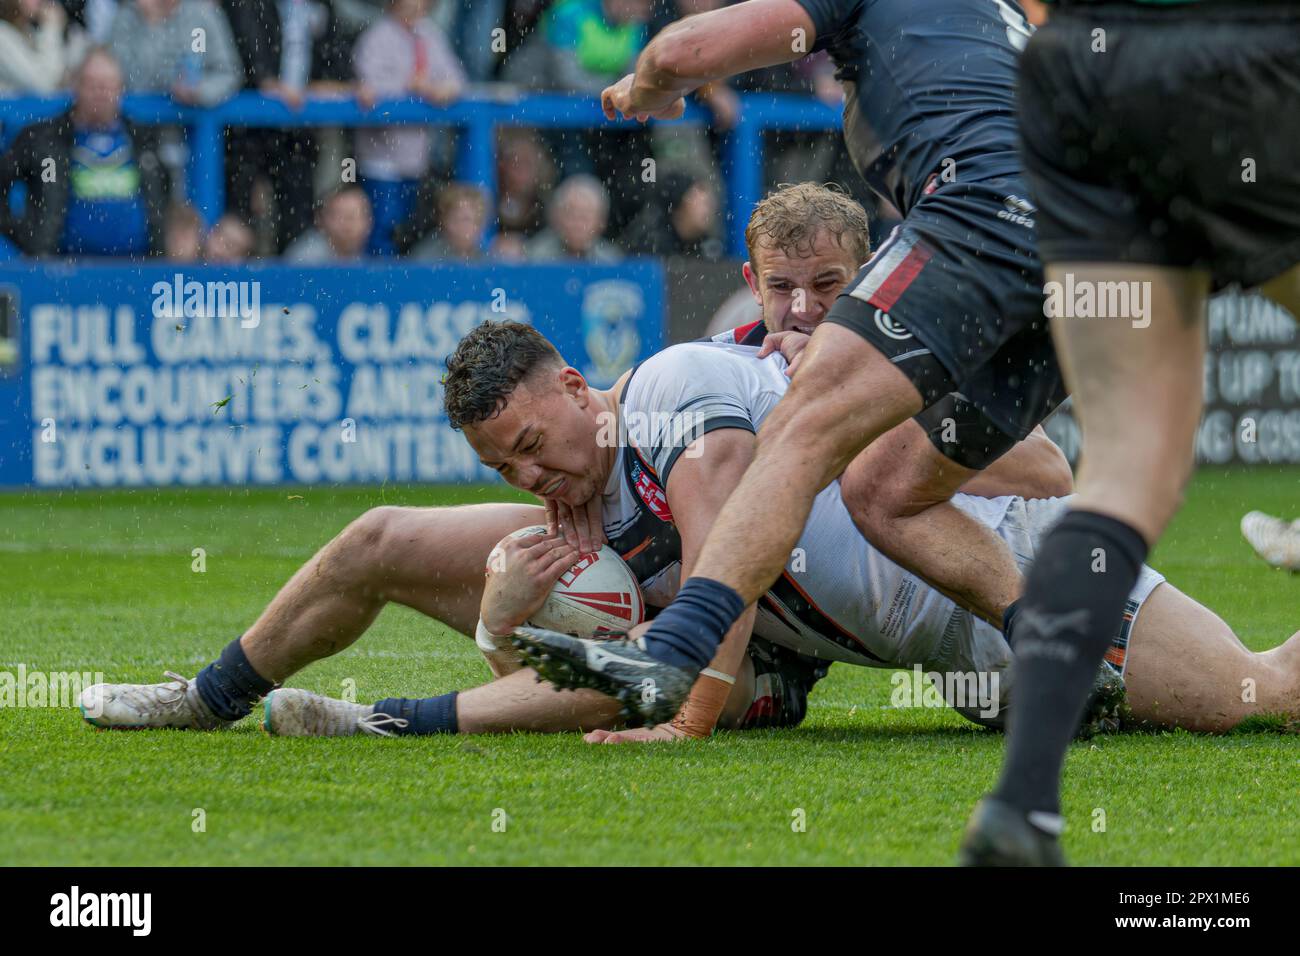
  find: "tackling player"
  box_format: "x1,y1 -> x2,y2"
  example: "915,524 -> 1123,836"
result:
286,324 -> 1300,744
80,323 -> 1300,749
958,0 -> 1300,865
83,182 -> 1048,737
513,0 -> 1073,823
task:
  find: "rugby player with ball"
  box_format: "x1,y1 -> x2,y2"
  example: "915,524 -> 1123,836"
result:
81,320 -> 1300,747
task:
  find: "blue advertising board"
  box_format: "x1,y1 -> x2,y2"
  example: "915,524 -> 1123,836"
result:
0,262 -> 664,488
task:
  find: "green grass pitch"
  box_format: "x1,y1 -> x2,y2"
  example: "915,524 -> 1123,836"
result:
2,468 -> 1297,866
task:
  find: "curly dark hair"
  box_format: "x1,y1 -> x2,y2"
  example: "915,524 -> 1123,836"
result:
443,321 -> 565,430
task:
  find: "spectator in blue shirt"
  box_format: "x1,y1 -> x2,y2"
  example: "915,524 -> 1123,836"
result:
0,46 -> 169,258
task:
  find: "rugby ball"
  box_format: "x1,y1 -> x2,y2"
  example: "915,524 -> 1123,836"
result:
506,526 -> 645,636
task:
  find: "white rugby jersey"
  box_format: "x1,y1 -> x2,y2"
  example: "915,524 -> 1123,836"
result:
600,341 -> 1014,669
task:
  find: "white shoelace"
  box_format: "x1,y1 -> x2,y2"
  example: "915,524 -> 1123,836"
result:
357,712 -> 410,738
157,671 -> 191,705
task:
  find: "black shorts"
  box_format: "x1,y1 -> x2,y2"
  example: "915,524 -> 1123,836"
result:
1018,2 -> 1300,289
734,637 -> 830,730
824,202 -> 1066,469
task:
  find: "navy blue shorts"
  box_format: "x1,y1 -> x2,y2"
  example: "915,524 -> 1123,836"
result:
825,180 -> 1066,467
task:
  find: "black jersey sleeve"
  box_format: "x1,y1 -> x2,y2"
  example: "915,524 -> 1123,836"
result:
792,0 -> 864,52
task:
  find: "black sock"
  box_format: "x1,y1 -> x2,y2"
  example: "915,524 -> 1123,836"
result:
994,510 -> 1148,818
194,638 -> 276,722
372,692 -> 459,735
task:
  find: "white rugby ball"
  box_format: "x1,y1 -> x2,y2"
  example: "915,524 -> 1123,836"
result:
506,526 -> 645,636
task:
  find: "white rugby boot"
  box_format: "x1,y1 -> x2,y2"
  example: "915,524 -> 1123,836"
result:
1241,511 -> 1300,571
80,671 -> 232,730
262,688 -> 410,737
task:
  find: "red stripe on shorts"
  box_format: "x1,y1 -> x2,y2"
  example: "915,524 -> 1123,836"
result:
868,243 -> 933,312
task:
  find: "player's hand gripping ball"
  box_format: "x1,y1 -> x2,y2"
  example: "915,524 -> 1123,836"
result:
482,526 -> 645,638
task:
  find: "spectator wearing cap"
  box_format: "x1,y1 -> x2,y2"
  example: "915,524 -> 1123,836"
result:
283,186 -> 374,263
0,47 -> 169,257
526,174 -> 622,264
353,0 -> 465,256
409,183 -> 487,261
0,0 -> 67,92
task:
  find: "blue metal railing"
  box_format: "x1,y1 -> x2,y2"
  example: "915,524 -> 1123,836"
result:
0,90 -> 842,256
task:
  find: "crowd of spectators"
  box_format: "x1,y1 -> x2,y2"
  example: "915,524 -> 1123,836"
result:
0,0 -> 874,264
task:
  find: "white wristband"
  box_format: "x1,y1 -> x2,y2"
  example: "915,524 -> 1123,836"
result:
700,667 -> 736,685
475,618 -> 514,654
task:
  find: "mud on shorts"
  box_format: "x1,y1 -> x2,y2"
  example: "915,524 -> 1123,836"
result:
734,636 -> 831,730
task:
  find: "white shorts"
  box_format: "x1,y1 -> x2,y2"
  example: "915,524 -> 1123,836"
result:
929,495 -> 1166,729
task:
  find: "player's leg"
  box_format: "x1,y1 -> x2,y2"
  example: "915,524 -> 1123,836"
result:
977,262 -> 1209,843
454,669 -> 623,733
462,652 -> 762,733
1055,267 -> 1208,539
839,415 -> 1021,625
266,640 -> 770,737
241,502 -> 544,681
266,666 -> 626,737
1124,583 -> 1300,732
685,322 -> 923,599
675,228 -> 1065,647
81,502 -> 545,730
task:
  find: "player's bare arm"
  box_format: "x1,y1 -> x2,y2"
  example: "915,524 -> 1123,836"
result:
589,427 -> 763,744
957,427 -> 1073,501
602,0 -> 816,121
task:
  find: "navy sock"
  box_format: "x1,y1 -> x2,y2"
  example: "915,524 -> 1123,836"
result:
1002,599 -> 1022,645
994,510 -> 1148,817
194,638 -> 276,722
639,577 -> 746,670
372,692 -> 459,735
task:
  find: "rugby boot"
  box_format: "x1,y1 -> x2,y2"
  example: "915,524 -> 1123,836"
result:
510,625 -> 696,725
958,796 -> 1067,867
1241,511 -> 1300,571
80,672 -> 231,730
262,688 -> 410,737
